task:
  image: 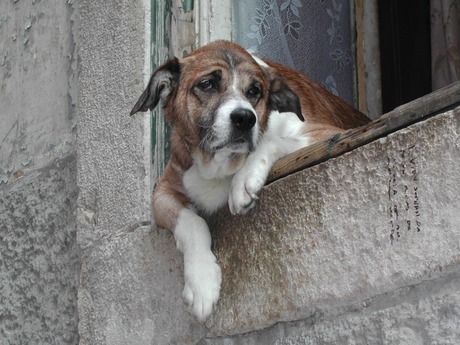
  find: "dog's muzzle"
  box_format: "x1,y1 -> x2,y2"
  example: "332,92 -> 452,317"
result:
205,100 -> 259,153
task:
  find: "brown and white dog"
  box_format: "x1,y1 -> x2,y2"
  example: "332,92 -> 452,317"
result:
130,40 -> 370,321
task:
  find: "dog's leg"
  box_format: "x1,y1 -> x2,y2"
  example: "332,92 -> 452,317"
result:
153,170 -> 221,321
174,207 -> 221,321
229,111 -> 310,215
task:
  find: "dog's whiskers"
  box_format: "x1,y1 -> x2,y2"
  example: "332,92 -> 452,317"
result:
198,130 -> 213,150
196,122 -> 212,129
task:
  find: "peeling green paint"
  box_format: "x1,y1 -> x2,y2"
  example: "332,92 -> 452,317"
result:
181,0 -> 194,13
151,0 -> 173,179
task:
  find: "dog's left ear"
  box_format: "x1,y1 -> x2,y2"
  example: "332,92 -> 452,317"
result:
130,57 -> 181,115
268,78 -> 304,122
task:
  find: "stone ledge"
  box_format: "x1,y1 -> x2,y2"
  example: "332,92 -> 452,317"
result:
206,108 -> 460,336
201,271 -> 460,344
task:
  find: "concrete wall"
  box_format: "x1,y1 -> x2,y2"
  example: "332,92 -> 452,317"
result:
0,1 -> 79,344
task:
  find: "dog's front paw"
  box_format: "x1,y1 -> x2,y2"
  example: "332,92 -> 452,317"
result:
182,251 -> 222,321
228,166 -> 266,215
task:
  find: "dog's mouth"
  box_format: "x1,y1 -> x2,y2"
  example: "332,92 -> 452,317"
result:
211,137 -> 254,153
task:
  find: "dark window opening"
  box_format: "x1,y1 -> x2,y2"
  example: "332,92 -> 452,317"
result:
378,0 -> 432,113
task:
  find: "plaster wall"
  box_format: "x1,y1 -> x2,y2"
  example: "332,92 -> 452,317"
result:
0,1 -> 79,344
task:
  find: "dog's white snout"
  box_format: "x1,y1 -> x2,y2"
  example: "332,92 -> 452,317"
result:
230,108 -> 256,131
210,98 -> 260,153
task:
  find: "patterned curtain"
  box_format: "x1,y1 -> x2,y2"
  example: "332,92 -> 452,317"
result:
431,0 -> 460,90
232,0 -> 355,106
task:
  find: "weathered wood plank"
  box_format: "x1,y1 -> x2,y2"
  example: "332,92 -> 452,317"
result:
268,81 -> 460,183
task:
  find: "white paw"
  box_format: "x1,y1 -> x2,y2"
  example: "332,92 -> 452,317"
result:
228,166 -> 266,215
182,251 -> 222,321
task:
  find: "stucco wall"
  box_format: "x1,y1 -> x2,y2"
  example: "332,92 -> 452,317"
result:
0,1 -> 79,344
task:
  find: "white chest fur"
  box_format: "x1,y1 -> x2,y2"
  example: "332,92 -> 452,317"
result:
182,111 -> 310,215
183,150 -> 243,214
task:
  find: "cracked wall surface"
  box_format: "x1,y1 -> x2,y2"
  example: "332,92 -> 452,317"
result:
0,1 -> 79,344
0,0 -> 77,184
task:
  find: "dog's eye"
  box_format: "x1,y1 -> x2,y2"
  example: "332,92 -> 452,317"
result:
197,79 -> 216,91
246,83 -> 261,98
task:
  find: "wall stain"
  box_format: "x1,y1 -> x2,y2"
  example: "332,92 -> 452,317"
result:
387,143 -> 422,244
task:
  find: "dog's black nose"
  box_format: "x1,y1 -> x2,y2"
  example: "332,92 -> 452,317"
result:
230,108 -> 256,131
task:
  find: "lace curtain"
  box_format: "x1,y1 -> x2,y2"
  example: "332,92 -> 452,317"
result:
431,0 -> 460,90
232,0 -> 355,106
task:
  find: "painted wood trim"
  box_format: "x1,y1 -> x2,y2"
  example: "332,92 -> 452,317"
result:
196,0 -> 233,46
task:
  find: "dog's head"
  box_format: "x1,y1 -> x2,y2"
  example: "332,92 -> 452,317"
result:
131,40 -> 303,156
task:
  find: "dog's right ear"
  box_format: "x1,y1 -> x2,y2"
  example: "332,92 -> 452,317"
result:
268,77 -> 304,122
130,57 -> 180,115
